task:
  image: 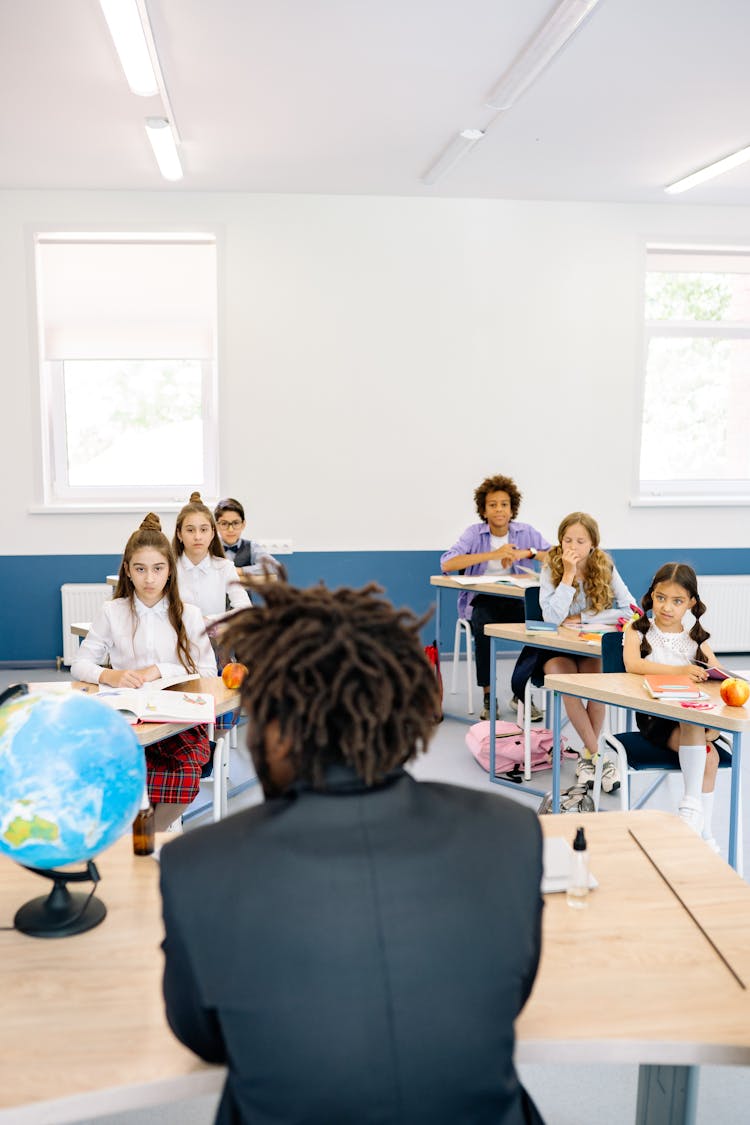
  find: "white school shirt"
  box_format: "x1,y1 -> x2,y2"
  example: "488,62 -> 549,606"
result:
70,596 -> 217,685
176,554 -> 249,617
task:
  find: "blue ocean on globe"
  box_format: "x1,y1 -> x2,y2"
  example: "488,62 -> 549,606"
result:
0,689 -> 146,868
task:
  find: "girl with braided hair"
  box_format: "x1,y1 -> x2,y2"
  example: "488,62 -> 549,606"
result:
71,513 -> 217,830
623,563 -> 722,848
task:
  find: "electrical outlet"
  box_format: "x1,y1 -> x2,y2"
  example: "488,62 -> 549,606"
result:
257,538 -> 293,555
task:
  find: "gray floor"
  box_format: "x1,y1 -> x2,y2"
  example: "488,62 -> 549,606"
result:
3,658 -> 749,1124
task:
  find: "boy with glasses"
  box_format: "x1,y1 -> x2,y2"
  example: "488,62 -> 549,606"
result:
213,497 -> 281,580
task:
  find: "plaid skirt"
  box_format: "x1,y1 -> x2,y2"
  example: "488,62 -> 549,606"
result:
146,724 -> 211,805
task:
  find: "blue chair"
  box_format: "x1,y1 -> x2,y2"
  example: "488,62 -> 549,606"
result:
593,632 -> 734,825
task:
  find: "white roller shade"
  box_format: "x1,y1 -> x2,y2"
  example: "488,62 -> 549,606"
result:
36,237 -> 216,359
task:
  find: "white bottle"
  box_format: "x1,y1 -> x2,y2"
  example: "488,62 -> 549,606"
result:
567,826 -> 589,908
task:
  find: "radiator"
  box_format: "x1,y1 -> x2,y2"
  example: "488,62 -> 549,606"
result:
693,576 -> 750,653
61,583 -> 112,666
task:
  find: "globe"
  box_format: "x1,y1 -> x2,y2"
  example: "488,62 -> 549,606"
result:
0,688 -> 146,870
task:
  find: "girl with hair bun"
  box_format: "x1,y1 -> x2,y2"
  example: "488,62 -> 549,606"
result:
174,492 -> 249,620
71,513 -> 217,830
539,512 -> 635,792
623,563 -> 722,849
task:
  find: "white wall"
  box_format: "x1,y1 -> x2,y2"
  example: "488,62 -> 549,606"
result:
3,189 -> 750,555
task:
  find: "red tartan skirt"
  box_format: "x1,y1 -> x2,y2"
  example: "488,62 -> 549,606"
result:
146,724 -> 210,805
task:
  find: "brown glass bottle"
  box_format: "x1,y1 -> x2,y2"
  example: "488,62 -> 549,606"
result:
132,804 -> 155,856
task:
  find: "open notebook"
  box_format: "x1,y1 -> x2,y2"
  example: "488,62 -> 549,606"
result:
541,835 -> 599,894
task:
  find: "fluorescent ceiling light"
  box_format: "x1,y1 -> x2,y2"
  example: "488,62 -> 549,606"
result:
145,117 -> 183,181
665,145 -> 750,194
486,0 -> 602,110
99,0 -> 159,96
422,129 -> 485,186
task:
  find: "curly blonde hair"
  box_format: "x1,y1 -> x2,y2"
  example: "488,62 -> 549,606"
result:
546,512 -> 614,615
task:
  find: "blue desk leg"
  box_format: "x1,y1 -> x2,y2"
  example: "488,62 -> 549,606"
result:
489,637 -> 497,781
552,691 -> 562,812
636,1063 -> 698,1125
728,732 -> 742,871
435,586 -> 441,656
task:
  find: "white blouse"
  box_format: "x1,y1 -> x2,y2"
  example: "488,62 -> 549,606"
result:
641,622 -> 698,666
176,554 -> 249,617
70,596 -> 217,685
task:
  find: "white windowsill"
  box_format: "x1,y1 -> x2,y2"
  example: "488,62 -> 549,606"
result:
631,495 -> 750,508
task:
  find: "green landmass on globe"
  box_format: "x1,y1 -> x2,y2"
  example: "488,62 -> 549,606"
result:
4,814 -> 60,848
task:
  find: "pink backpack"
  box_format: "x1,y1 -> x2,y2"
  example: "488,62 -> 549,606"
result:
465,721 -> 572,776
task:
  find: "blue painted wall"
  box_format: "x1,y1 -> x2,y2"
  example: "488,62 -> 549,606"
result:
2,548 -> 750,664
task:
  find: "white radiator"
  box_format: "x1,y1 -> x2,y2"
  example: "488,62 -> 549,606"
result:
61,583 -> 112,666
694,575 -> 750,653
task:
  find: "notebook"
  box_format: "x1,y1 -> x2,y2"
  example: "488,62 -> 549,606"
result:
541,835 -> 598,894
643,675 -> 705,701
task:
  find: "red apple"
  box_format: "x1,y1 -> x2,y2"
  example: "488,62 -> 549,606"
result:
221,662 -> 248,690
719,677 -> 750,708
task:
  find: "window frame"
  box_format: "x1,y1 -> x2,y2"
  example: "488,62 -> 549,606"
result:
33,231 -> 219,511
633,244 -> 750,508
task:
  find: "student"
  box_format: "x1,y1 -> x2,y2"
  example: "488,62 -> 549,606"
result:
71,513 -> 217,831
540,511 -> 635,792
173,492 -> 249,619
160,582 -> 545,1125
623,563 -> 721,848
441,473 -> 550,721
213,496 -> 280,578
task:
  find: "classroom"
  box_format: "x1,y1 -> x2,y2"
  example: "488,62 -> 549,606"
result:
1,2 -> 750,1124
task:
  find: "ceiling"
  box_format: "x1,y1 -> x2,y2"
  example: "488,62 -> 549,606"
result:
1,0 -> 749,204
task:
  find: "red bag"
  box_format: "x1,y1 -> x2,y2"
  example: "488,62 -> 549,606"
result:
465,720 -> 572,776
424,640 -> 443,722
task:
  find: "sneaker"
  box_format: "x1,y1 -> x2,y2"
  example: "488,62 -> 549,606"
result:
600,758 -> 620,794
166,816 -> 183,835
677,796 -> 704,836
561,785 -> 595,813
575,755 -> 597,788
510,696 -> 544,723
480,697 -> 499,722
702,834 -> 721,854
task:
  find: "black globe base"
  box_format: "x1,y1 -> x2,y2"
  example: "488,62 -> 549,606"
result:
14,865 -> 106,938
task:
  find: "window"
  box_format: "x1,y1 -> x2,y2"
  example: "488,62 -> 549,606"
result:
35,233 -> 218,507
638,244 -> 750,503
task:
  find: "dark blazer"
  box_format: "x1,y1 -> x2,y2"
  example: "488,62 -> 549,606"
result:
160,766 -> 544,1125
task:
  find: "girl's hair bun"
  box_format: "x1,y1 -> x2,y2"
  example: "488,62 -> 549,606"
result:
189,491 -> 202,504
140,512 -> 162,532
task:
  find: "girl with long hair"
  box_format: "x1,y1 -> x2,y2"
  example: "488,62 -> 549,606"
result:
71,513 -> 217,830
540,512 -> 635,791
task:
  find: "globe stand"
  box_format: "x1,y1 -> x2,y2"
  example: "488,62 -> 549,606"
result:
14,860 -> 106,938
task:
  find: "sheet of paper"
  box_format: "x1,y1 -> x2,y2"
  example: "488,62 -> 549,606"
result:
541,835 -> 598,894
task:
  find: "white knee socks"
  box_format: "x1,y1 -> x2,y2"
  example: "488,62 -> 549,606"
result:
678,744 -> 707,801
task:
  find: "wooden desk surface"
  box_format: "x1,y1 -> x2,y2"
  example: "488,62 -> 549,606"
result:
544,672 -> 750,732
484,621 -> 604,656
430,574 -> 533,599
0,835 -> 224,1123
2,812 -> 748,1121
519,812 -> 750,1065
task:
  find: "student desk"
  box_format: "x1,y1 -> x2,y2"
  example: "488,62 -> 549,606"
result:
485,622 -> 603,793
545,672 -> 750,871
2,812 -> 747,1125
429,574 -> 535,661
522,811 -> 750,1125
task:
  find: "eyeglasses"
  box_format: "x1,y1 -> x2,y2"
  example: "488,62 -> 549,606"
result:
217,519 -> 243,530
